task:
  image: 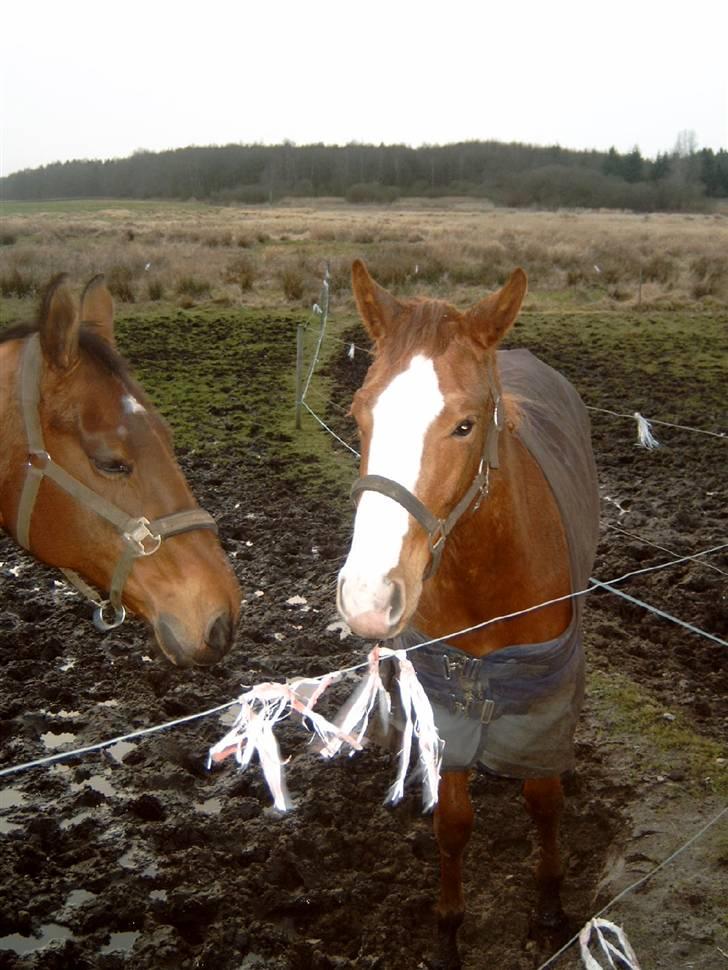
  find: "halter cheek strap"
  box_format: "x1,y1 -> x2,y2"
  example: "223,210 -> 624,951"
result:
350,361 -> 503,579
15,333 -> 218,631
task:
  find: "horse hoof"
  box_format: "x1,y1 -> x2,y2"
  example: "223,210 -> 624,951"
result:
424,954 -> 462,970
529,906 -> 571,947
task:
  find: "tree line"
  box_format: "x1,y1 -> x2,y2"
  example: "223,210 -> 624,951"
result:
2,140 -> 727,211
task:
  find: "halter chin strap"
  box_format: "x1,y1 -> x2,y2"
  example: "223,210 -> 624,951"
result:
350,360 -> 503,579
15,333 -> 218,631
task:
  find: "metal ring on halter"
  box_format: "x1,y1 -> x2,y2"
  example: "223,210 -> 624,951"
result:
26,449 -> 52,473
93,601 -> 127,632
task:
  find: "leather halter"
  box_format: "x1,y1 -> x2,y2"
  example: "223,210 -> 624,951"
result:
15,333 -> 218,631
350,361 -> 503,578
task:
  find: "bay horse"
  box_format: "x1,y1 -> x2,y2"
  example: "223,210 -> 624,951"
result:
0,274 -> 240,666
337,260 -> 599,968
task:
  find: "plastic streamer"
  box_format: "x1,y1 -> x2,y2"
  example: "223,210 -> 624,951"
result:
209,646 -> 443,812
633,412 -> 660,449
579,918 -> 642,970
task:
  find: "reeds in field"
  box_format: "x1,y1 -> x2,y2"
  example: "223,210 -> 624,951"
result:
0,200 -> 726,312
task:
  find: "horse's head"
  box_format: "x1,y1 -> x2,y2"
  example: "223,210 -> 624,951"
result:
337,259 -> 527,640
0,275 -> 240,666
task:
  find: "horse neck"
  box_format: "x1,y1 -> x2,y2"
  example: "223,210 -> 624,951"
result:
0,340 -> 27,530
414,430 -> 572,656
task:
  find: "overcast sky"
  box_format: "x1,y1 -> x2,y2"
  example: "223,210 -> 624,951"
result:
2,0 -> 726,177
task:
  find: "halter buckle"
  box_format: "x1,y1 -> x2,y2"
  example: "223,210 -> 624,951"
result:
124,518 -> 162,556
472,464 -> 490,514
93,600 -> 127,632
493,395 -> 503,431
27,449 -> 51,469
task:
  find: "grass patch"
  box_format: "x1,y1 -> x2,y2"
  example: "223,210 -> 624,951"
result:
506,307 -> 728,419
112,304 -> 356,497
588,668 -> 728,796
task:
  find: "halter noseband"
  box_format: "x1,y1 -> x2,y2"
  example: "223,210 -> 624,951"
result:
350,361 -> 503,578
15,333 -> 218,631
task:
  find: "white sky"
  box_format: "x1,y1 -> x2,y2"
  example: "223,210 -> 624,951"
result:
1,0 -> 727,177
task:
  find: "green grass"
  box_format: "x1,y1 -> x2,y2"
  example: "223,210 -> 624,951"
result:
506,307 -> 728,419
112,303 -> 358,496
588,668 -> 728,796
0,198 -> 214,217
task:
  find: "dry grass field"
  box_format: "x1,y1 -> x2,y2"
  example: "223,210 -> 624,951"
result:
1,199 -> 728,316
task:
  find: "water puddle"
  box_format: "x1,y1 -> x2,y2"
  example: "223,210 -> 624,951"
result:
71,774 -> 117,798
219,707 -> 238,727
64,889 -> 96,908
194,797 -> 223,816
99,930 -> 140,955
118,847 -> 159,878
0,923 -> 73,954
0,788 -> 26,810
60,810 -> 94,830
107,740 -> 137,763
40,731 -> 77,750
59,657 -> 76,672
149,889 -> 167,901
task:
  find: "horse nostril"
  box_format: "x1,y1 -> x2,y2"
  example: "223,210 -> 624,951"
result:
156,618 -> 191,668
206,612 -> 233,658
388,578 -> 405,626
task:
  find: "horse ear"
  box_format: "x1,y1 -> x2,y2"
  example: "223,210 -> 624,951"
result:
80,274 -> 116,347
466,268 -> 528,348
351,258 -> 402,341
38,274 -> 81,370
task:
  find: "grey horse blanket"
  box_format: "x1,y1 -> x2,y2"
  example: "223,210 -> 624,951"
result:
393,348 -> 600,776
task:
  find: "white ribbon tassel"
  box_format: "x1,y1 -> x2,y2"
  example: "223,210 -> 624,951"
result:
209,647 -> 442,812
209,683 -> 293,811
633,412 -> 660,449
208,676 -> 364,811
380,647 -> 444,811
319,646 -> 389,759
287,674 -> 363,753
579,918 -> 642,970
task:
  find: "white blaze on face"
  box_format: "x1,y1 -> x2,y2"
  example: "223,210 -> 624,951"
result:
340,355 -> 444,616
122,394 -> 146,415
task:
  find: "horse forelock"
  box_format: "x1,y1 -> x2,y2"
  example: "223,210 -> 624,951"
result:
382,298 -> 463,362
0,322 -> 171,444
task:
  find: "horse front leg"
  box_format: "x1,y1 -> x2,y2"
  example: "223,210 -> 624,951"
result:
522,775 -> 569,938
432,770 -> 474,970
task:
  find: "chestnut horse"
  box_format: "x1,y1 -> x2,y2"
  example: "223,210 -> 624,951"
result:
0,274 -> 240,666
337,260 -> 599,968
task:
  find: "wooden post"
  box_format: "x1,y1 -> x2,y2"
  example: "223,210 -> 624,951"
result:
295,323 -> 304,430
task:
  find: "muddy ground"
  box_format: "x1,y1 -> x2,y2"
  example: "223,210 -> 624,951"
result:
0,302 -> 726,970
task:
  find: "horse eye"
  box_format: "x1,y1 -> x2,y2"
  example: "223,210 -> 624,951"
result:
452,419 -> 474,438
93,457 -> 132,477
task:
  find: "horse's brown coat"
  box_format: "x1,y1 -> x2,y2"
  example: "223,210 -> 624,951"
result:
0,275 -> 240,666
341,260 -> 600,967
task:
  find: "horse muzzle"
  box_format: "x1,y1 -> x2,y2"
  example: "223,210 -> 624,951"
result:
155,610 -> 236,667
337,574 -> 406,640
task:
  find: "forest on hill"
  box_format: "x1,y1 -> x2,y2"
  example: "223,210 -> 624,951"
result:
2,139 -> 727,212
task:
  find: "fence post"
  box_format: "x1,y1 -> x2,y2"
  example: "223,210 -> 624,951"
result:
295,323 -> 305,430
